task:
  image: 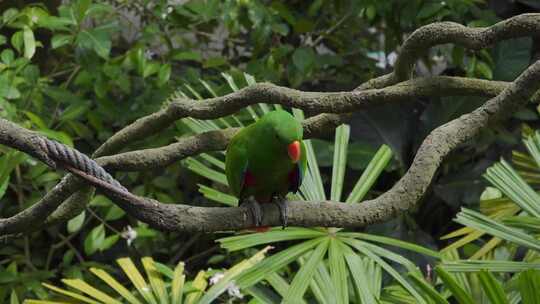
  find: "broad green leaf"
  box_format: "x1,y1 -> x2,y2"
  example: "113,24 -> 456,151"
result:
11,31 -> 23,54
492,37 -> 531,81
77,29 -> 111,59
67,211 -> 85,233
157,63 -> 171,86
51,34 -> 73,49
292,47 -> 315,73
1,49 -> 14,64
23,26 -> 36,59
84,224 -> 105,255
23,111 -> 47,129
143,62 -> 160,78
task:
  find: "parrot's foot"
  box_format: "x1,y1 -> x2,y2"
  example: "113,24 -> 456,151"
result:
242,196 -> 263,227
272,196 -> 288,229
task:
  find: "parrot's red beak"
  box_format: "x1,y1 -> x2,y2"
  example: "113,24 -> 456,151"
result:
288,140 -> 301,163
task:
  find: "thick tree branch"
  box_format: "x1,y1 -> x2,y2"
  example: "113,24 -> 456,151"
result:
98,76 -> 525,172
63,57 -> 540,231
1,14 -> 539,234
4,75 -> 508,232
43,14 -> 540,225
357,13 -> 540,90
0,73 -> 539,233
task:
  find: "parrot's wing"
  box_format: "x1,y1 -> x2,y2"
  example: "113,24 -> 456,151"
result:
289,141 -> 308,193
225,142 -> 249,198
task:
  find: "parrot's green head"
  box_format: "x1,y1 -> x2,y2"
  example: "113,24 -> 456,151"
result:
260,110 -> 303,163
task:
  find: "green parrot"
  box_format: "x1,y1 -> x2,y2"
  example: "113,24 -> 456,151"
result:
225,110 -> 307,229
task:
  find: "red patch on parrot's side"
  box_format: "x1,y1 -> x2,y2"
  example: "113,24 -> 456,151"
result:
252,226 -> 271,232
288,166 -> 300,193
243,171 -> 256,187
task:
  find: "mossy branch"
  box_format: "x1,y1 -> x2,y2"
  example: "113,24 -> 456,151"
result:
1,14 -> 540,234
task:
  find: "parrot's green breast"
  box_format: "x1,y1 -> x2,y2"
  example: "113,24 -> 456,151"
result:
225,110 -> 307,203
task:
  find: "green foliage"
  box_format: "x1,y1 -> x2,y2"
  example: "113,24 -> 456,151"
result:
181,72 -> 443,302
1,0 -> 539,303
26,247 -> 270,303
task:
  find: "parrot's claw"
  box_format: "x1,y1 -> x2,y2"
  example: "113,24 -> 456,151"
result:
242,197 -> 263,227
272,196 -> 288,229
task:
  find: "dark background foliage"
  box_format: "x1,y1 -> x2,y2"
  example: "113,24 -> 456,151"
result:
0,0 -> 539,300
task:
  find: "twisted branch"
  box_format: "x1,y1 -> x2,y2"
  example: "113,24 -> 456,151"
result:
59,57 -> 540,231
1,14 -> 539,234
357,13 -> 540,90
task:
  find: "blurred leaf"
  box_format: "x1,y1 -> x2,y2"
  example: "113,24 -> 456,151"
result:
23,26 -> 35,59
203,57 -> 227,68
51,34 -> 73,49
11,31 -> 23,54
60,101 -> 91,121
157,64 -> 171,86
84,224 -> 105,255
292,47 -> 315,73
67,211 -> 86,233
492,37 -> 532,81
172,51 -> 202,62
